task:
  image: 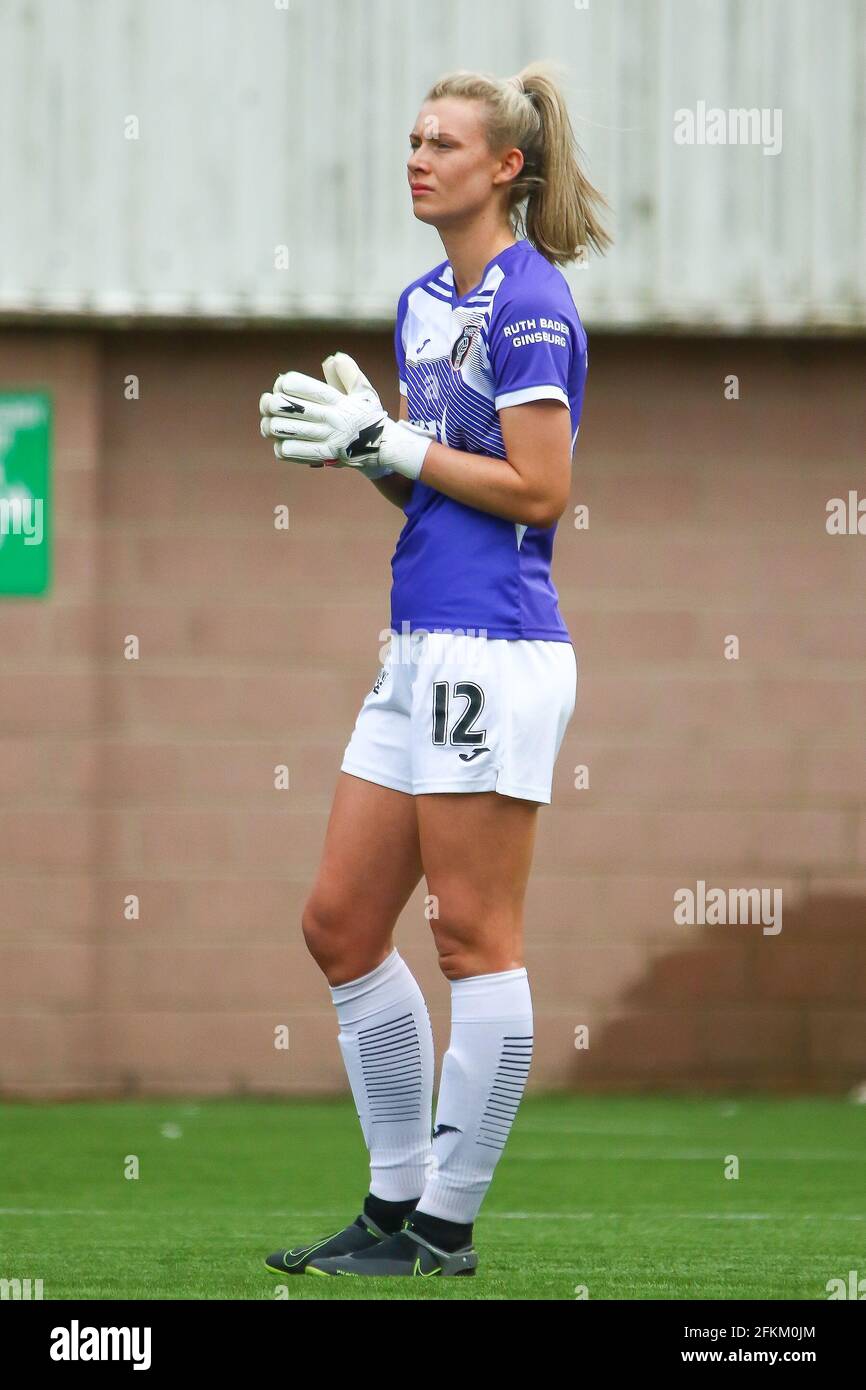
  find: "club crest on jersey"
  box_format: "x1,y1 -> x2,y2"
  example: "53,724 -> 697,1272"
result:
451,322 -> 481,371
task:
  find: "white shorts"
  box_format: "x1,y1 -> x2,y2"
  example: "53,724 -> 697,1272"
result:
340,631 -> 578,805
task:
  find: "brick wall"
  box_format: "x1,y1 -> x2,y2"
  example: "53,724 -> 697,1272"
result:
1,328 -> 864,1096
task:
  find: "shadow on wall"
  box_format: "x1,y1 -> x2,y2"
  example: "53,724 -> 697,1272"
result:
572,893 -> 866,1096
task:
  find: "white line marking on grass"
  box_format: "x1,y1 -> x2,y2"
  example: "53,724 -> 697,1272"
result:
0,1208 -> 114,1217
485,1212 -> 769,1221
512,1149 -> 866,1161
517,1122 -> 682,1137
485,1211 -> 865,1222
0,1208 -> 346,1220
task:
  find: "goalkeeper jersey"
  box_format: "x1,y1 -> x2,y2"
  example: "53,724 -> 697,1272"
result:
390,237 -> 587,641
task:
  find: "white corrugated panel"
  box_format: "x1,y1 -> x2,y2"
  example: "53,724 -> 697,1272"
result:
0,0 -> 862,328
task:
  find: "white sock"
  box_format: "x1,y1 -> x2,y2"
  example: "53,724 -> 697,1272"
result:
329,947 -> 434,1201
415,967 -> 533,1225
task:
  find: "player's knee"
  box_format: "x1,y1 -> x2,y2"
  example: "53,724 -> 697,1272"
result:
436,948 -> 473,981
430,916 -> 483,981
431,907 -> 518,981
301,893 -> 346,969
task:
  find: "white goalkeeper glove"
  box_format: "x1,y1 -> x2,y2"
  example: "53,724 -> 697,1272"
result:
259,354 -> 434,481
320,353 -> 392,480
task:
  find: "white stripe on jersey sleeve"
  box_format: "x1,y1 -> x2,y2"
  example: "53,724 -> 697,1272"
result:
495,384 -> 570,411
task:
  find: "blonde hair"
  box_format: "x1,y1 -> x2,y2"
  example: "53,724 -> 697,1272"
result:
424,60 -> 612,265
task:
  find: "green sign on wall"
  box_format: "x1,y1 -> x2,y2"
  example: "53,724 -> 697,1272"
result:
0,393 -> 51,597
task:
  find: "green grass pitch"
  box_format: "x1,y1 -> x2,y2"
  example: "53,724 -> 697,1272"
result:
2,1094 -> 863,1300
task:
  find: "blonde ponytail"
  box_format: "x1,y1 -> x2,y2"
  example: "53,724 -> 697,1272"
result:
425,60 -> 612,266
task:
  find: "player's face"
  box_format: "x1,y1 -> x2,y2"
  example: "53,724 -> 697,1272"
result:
407,98 -> 518,228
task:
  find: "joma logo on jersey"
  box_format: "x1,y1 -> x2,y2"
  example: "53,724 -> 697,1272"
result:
450,322 -> 481,370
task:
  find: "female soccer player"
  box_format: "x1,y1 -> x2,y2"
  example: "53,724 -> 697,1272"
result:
260,61 -> 610,1278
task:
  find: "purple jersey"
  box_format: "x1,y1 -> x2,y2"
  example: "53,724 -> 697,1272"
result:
389,238 -> 587,641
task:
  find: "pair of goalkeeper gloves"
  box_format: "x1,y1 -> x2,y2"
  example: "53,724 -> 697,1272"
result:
259,352 -> 434,482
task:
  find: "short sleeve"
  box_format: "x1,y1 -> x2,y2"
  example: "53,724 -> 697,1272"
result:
488,288 -> 576,412
394,287 -> 408,397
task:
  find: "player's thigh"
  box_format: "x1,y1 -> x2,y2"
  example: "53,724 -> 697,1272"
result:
302,770 -> 423,982
415,789 -> 540,977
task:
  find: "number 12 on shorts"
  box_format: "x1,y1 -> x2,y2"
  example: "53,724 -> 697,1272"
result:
431,680 -> 489,751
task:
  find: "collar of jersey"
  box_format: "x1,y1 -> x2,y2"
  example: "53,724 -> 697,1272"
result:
449,239 -> 526,308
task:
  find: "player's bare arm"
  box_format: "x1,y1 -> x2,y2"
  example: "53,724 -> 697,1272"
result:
410,397 -> 573,528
